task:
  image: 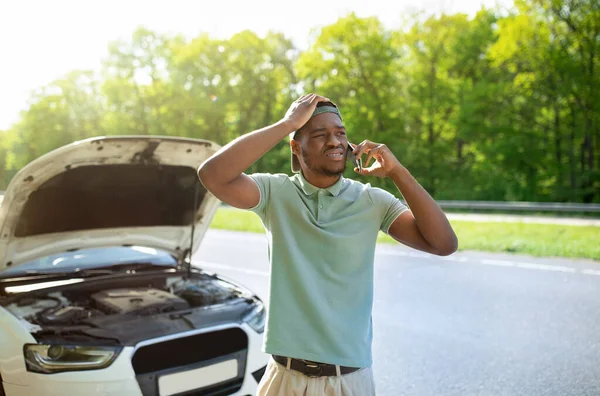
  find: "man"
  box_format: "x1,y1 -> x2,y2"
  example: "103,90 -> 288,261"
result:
197,93 -> 458,395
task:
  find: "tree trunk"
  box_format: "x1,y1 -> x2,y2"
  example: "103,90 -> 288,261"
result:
583,130 -> 594,203
457,138 -> 464,163
584,113 -> 594,172
554,104 -> 562,189
569,105 -> 577,200
585,132 -> 593,172
586,25 -> 597,174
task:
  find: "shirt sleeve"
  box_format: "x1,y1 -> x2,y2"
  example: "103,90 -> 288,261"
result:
245,173 -> 272,220
368,187 -> 410,234
245,173 -> 288,222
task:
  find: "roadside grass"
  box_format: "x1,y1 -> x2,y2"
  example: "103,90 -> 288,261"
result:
210,207 -> 600,261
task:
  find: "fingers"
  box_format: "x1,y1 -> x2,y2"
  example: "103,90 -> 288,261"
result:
286,93 -> 331,130
352,140 -> 376,161
357,155 -> 385,173
352,141 -> 390,171
364,149 -> 377,169
297,93 -> 329,103
354,163 -> 379,175
293,93 -> 331,110
299,94 -> 314,103
295,93 -> 332,102
294,93 -> 330,110
293,94 -> 313,105
311,94 -> 331,103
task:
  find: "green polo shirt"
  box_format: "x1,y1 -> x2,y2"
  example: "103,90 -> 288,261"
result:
247,172 -> 408,367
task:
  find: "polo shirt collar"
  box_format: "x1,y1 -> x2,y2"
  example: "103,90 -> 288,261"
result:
297,172 -> 344,197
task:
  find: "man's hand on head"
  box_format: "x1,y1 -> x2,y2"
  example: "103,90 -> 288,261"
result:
351,140 -> 404,178
283,94 -> 331,132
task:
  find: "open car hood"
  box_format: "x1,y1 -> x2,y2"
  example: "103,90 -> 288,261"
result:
0,136 -> 222,271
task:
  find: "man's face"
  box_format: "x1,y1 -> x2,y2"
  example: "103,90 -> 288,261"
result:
292,112 -> 349,177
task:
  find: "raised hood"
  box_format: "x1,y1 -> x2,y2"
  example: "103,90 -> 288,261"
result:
0,136 -> 222,271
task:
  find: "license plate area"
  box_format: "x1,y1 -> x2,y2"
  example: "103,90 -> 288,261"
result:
136,350 -> 247,396
159,358 -> 237,396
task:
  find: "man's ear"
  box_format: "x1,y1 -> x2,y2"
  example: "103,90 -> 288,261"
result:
290,139 -> 301,156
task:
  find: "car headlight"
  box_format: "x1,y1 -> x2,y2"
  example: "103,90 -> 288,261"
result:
243,301 -> 266,333
24,344 -> 122,374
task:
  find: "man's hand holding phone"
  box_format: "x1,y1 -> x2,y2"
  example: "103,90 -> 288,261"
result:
347,143 -> 362,173
350,140 -> 404,178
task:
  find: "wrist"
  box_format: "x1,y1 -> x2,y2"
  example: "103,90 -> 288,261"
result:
388,164 -> 409,179
278,119 -> 298,136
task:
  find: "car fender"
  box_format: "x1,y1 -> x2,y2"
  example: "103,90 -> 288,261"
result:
0,306 -> 36,386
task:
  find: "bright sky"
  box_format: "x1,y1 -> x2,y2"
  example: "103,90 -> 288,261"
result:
0,0 -> 510,130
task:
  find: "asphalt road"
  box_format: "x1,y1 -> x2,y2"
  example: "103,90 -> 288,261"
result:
192,229 -> 600,396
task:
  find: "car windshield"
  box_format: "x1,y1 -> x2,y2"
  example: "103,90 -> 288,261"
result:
0,246 -> 177,277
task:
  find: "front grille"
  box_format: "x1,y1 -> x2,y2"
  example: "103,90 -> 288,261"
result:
132,328 -> 248,396
132,327 -> 247,374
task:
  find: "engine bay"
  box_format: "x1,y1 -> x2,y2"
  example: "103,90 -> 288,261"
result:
1,273 -> 249,330
92,288 -> 190,316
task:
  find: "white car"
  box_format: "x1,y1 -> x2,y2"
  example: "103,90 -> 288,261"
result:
0,136 -> 268,396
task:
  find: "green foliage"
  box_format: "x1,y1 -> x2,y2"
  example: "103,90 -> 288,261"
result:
1,1 -> 599,203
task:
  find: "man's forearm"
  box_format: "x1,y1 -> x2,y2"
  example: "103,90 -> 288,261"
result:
389,166 -> 458,253
198,119 -> 294,185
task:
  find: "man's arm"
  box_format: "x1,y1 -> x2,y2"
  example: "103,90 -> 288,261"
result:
386,167 -> 458,256
197,94 -> 329,209
352,140 -> 458,256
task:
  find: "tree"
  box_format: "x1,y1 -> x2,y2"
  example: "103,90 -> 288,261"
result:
1,6 -> 598,203
489,0 -> 600,202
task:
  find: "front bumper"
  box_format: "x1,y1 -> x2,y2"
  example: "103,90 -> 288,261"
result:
3,324 -> 268,396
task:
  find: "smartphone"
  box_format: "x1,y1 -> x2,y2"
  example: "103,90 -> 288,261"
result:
347,143 -> 362,172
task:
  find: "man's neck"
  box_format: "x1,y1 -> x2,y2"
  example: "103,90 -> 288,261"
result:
301,169 -> 341,189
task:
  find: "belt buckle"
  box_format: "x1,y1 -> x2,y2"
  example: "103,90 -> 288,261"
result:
303,361 -> 323,377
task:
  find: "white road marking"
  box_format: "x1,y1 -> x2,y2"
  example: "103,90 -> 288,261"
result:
439,256 -> 470,262
516,262 -> 577,273
480,259 -> 516,267
378,251 -> 431,259
580,269 -> 600,276
378,251 -> 468,262
377,251 -> 408,256
480,259 -> 577,273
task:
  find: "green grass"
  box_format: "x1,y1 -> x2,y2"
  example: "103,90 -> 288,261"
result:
210,207 -> 267,234
210,207 -> 600,261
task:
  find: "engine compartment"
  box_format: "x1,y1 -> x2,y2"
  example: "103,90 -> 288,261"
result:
2,274 -> 246,328
92,288 -> 190,316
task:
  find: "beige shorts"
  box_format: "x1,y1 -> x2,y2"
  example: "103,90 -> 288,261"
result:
257,357 -> 376,396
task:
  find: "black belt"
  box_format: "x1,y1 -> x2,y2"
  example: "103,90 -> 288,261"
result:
273,355 -> 361,377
